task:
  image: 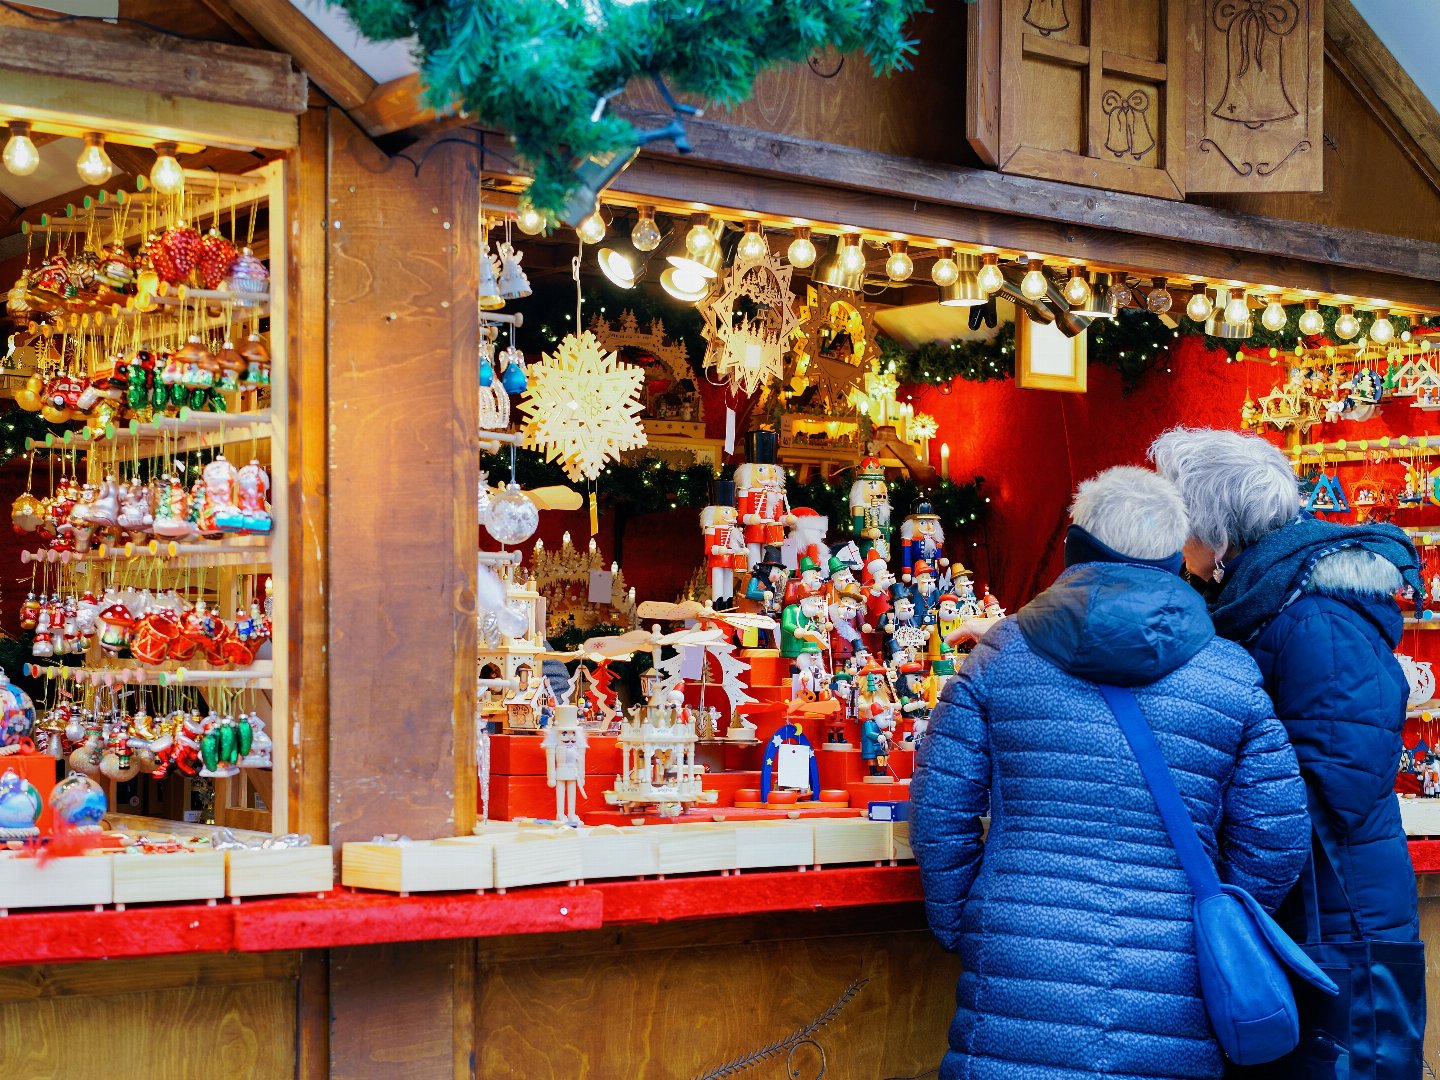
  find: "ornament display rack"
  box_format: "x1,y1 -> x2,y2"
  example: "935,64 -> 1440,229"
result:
14,161 -> 289,835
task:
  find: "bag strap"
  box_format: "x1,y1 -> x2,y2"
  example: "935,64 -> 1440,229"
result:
1098,684 -> 1222,902
1296,784 -> 1364,942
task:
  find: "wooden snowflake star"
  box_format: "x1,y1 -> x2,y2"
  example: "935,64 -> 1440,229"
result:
519,330 -> 647,482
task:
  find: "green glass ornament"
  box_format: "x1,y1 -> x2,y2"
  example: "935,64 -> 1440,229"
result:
218,720 -> 238,764
200,729 -> 220,773
237,716 -> 253,757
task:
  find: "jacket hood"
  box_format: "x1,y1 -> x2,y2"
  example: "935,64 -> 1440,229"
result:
1016,562 -> 1214,687
1303,547 -> 1405,647
1210,516 -> 1419,643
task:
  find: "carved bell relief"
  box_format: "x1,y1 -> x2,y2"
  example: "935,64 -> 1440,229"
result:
1211,0 -> 1301,128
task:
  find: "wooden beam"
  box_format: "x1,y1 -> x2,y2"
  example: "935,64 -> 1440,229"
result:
1325,0 -> 1440,184
0,7 -> 305,115
351,73 -> 446,141
604,150 -> 1440,311
614,111 -> 1440,293
190,0 -> 273,50
225,0 -> 376,111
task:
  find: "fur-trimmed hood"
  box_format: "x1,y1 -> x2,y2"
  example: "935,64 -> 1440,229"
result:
1305,546 -> 1404,597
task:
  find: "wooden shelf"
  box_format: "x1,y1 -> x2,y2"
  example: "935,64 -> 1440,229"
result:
24,659 -> 273,688
20,537 -> 271,568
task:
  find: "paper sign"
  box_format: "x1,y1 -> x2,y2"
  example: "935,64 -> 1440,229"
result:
587,570 -> 613,604
679,644 -> 704,680
777,744 -> 811,793
781,535 -> 799,570
724,407 -> 736,456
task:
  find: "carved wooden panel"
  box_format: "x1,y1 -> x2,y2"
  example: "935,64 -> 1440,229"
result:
996,0 -> 1187,199
1187,0 -> 1324,192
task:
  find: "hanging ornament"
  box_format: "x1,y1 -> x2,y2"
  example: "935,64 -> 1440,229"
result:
789,283 -> 882,413
486,449 -> 541,547
198,230 -> 239,291
496,242 -> 532,300
699,248 -> 800,396
155,223 -> 201,285
499,344 -> 528,394
478,339 -> 496,387
478,240 -> 504,311
519,330 -> 646,482
226,247 -> 269,306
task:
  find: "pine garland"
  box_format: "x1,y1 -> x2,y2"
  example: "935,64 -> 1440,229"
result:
785,473 -> 987,530
332,0 -> 926,215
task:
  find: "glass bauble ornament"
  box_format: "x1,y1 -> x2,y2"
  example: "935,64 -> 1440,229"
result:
0,669 -> 35,747
478,347 -> 495,388
49,772 -> 106,831
198,230 -> 238,290
0,769 -> 40,838
11,491 -> 41,532
499,349 -> 528,394
226,247 -> 269,306
97,243 -> 134,291
484,482 -> 538,546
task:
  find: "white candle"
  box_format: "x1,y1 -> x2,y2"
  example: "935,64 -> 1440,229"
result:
940,443 -> 951,481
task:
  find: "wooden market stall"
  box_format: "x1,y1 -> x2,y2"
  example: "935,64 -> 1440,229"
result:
0,2 -> 1436,1078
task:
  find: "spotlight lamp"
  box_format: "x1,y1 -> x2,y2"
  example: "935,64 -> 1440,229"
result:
630,206 -> 662,252
1335,304 -> 1360,340
787,227 -> 817,269
976,253 -> 1004,295
885,240 -> 913,282
1369,307 -> 1394,344
930,246 -> 959,287
1298,299 -> 1325,336
75,132 -> 114,186
1185,283 -> 1213,322
2,121 -> 39,177
1020,258 -> 1048,301
1063,267 -> 1091,307
149,142 -> 185,195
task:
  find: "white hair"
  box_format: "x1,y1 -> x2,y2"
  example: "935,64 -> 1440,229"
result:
1069,466 -> 1189,561
1148,427 -> 1298,553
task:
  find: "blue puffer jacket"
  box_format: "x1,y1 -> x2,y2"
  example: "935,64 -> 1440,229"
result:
1230,546 -> 1419,942
911,562 -> 1310,1080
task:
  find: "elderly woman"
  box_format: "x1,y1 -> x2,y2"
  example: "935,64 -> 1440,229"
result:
1151,427 -> 1425,1073
911,466 -> 1309,1080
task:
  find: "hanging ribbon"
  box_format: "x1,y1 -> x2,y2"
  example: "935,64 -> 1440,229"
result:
1214,0 -> 1300,78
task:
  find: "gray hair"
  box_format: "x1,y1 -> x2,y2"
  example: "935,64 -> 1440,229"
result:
1148,427 -> 1298,553
1070,466 -> 1189,560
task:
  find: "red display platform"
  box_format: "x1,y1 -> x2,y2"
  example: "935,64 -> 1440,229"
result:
0,844 -> 1435,968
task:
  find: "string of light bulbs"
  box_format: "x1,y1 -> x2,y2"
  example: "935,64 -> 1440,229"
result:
2,122 -> 190,196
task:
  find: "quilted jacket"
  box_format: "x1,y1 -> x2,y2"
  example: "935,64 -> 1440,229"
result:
1234,547 -> 1420,942
911,562 -> 1310,1080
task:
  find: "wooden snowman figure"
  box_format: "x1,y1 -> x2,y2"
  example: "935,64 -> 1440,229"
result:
544,704 -> 588,826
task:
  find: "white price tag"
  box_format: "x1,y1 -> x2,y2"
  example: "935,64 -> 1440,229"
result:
587,570 -> 613,604
679,644 -> 704,679
777,743 -> 811,793
724,407 -> 736,456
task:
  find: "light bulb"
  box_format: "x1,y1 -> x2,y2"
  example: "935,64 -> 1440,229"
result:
977,254 -> 1003,295
1020,259 -> 1048,300
1335,305 -> 1360,340
930,248 -> 959,287
1063,269 -> 1091,306
885,242 -> 913,282
516,201 -> 545,235
1186,285 -> 1213,322
75,133 -> 113,185
737,224 -> 768,262
149,142 -> 184,195
576,211 -> 606,244
787,229 -> 816,268
1146,277 -> 1172,314
2,122 -> 39,177
631,209 -> 661,252
1298,300 -> 1324,336
686,217 -> 716,256
1261,299 -> 1287,332
1225,291 -> 1249,325
839,235 -> 866,275
1369,309 -> 1394,344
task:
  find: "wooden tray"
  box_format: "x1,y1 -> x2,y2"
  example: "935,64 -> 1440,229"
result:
812,819 -> 892,868
225,845 -> 334,898
341,841 -> 492,895
578,826 -> 659,881
490,830 -> 582,891
0,853 -> 113,913
732,820 -> 815,871
113,851 -> 226,905
661,824 -> 738,876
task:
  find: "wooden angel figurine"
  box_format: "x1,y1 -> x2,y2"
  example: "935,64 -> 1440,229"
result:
543,704 -> 588,826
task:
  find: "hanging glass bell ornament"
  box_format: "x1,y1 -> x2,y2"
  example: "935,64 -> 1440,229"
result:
485,482 -> 538,546
496,242 -> 531,300
499,345 -> 528,394
478,340 -> 495,387
478,242 -> 504,311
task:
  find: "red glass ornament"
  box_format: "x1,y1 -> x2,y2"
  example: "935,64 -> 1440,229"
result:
197,230 -> 238,290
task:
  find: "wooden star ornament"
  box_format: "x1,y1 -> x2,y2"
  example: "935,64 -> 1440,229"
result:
699,250 -> 801,397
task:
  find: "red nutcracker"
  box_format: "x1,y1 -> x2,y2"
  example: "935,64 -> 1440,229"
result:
734,461 -> 794,569
700,503 -> 744,608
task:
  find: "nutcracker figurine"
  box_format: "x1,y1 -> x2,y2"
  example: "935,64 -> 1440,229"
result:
881,588 -> 928,661
900,500 -> 947,581
741,546 -> 789,648
930,593 -> 961,660
828,584 -> 865,665
788,507 -> 828,574
735,455 -> 795,569
782,555 -> 825,609
827,553 -> 858,598
849,456 -> 892,557
700,500 -> 744,608
910,560 -> 941,624
543,704 -> 588,825
894,659 -> 930,733
780,591 -> 830,660
860,703 -> 895,778
860,552 -> 896,655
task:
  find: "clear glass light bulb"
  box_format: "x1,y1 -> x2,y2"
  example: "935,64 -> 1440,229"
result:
839,241 -> 866,275
1370,313 -> 1395,343
631,215 -> 661,252
2,125 -> 39,177
1335,310 -> 1360,339
1261,300 -> 1287,332
576,212 -> 606,244
75,134 -> 113,185
1063,273 -> 1090,306
516,202 -> 545,236
885,250 -> 913,282
737,231 -> 768,262
1186,291 -> 1213,322
787,235 -> 816,268
1298,306 -> 1325,336
1020,264 -> 1048,300
977,261 -> 1004,295
931,257 -> 959,287
1225,293 -> 1249,324
686,223 -> 715,255
149,144 -> 185,195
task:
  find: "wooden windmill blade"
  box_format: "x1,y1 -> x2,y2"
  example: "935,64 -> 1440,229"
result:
580,628 -> 657,659
636,599 -> 706,622
523,485 -> 583,511
654,626 -> 726,648
713,610 -> 777,632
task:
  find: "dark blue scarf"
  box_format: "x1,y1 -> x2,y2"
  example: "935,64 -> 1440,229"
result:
1209,514 -> 1422,643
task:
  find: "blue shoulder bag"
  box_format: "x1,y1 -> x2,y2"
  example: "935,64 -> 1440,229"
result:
1098,684 -> 1339,1066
